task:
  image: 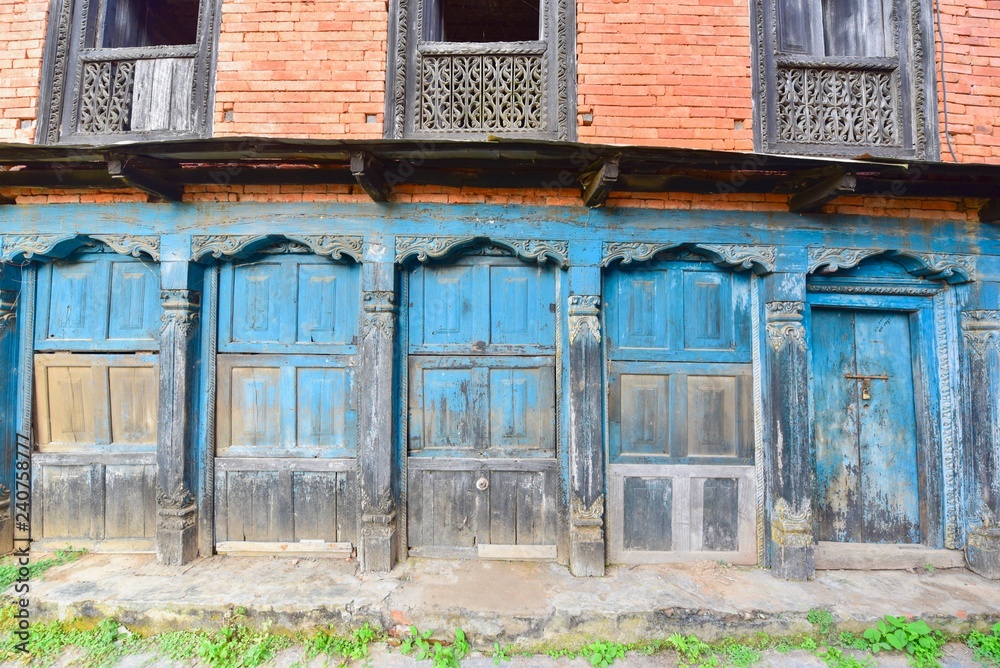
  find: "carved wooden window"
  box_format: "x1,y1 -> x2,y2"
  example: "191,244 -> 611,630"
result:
38,0 -> 219,143
385,0 -> 574,139
753,0 -> 937,158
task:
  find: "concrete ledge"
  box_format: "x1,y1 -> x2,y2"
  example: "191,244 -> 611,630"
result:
19,553 -> 1000,647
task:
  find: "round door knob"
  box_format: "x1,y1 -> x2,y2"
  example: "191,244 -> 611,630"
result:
476,477 -> 489,491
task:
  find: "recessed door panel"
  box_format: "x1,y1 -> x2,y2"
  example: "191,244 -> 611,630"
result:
812,307 -> 921,544
231,263 -> 283,344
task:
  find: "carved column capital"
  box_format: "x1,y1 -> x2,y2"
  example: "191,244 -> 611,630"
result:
160,290 -> 201,337
961,310 -> 1000,360
360,290 -> 397,342
770,498 -> 813,548
568,294 -> 601,344
570,494 -> 605,543
765,301 -> 806,352
0,290 -> 16,333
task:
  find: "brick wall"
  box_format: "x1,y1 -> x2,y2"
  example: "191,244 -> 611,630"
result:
0,0 -> 48,142
212,0 -> 386,138
935,0 -> 1000,163
574,0 -> 755,151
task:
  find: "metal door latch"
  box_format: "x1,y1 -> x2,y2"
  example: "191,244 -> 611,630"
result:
844,373 -> 889,400
476,477 -> 489,491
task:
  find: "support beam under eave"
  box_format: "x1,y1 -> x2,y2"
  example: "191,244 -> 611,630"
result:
107,158 -> 182,202
788,173 -> 857,213
581,158 -> 619,208
980,199 -> 1000,224
351,152 -> 391,202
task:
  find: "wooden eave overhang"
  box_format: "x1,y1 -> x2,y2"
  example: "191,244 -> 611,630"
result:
0,137 -> 997,221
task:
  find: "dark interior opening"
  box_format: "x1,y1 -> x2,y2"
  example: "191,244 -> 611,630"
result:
426,0 -> 541,42
101,0 -> 200,48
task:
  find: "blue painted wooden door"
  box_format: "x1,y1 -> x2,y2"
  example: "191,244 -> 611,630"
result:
32,250 -> 161,550
604,255 -> 758,564
214,253 -> 360,549
406,254 -> 559,559
811,307 -> 921,544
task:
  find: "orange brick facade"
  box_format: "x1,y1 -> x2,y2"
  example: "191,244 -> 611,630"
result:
0,0 -> 997,164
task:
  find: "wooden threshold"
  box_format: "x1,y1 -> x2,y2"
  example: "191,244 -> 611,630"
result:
815,541 -> 966,570
215,541 -> 353,558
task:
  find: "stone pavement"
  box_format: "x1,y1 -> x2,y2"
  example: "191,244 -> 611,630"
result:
19,552 -> 1000,649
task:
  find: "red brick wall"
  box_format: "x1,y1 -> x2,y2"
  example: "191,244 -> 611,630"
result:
211,0 -> 386,138
574,0 -> 755,150
0,0 -> 48,142
935,0 -> 1000,163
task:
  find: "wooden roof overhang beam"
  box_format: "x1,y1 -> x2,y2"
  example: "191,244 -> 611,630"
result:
106,155 -> 182,202
788,169 -> 857,213
580,157 -> 620,208
979,199 -> 1000,224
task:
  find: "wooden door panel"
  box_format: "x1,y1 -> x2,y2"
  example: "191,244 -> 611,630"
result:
407,461 -> 557,554
618,374 -> 670,456
230,262 -> 283,345
107,366 -> 158,445
608,270 -> 671,352
296,263 -> 358,345
415,264 -> 481,346
488,265 -> 556,347
220,471 -> 284,542
217,355 -> 356,458
488,367 -> 555,451
103,464 -> 156,539
609,465 -> 756,564
681,269 -> 733,350
685,375 -> 739,457
854,311 -> 920,543
38,464 -> 102,539
36,255 -> 160,350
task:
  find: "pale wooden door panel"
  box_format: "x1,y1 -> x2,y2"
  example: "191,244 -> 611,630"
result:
108,366 -> 158,445
103,464 -> 156,539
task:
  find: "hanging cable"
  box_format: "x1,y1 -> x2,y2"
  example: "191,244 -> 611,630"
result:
934,0 -> 959,162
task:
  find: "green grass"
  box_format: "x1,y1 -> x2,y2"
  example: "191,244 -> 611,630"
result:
0,548 -> 87,590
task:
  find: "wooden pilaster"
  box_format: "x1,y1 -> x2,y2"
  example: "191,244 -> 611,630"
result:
763,274 -> 814,581
0,265 -> 20,555
567,251 -> 605,576
961,308 -> 1000,579
156,260 -> 200,565
357,239 -> 398,572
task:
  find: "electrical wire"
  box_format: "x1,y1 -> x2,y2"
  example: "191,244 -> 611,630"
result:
934,0 -> 959,162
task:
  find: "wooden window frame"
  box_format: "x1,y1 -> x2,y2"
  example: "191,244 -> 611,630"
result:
36,0 -> 222,144
751,0 -> 939,159
384,0 -> 576,139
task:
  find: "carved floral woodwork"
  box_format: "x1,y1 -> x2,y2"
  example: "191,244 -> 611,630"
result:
395,236 -> 569,267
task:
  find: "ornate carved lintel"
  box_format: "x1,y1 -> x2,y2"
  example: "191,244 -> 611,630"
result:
568,295 -> 600,345
0,234 -> 92,263
771,498 -> 813,548
765,301 -> 806,352
0,290 -> 16,333
961,310 -> 1000,359
160,290 -> 201,337
601,241 -> 775,274
807,247 -> 884,274
395,236 -> 569,267
191,234 -> 363,262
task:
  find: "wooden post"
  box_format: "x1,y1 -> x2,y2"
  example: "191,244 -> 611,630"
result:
763,274 -> 814,581
156,260 -> 200,565
0,265 -> 20,555
961,307 -> 1000,579
567,251 -> 605,576
357,239 -> 398,572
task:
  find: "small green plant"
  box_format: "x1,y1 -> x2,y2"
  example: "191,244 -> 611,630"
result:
923,563 -> 936,573
584,640 -> 628,667
400,626 -> 469,668
967,622 -> 1000,666
863,616 -> 942,668
157,630 -> 204,662
817,646 -> 875,668
665,633 -> 719,667
0,547 -> 87,589
197,623 -> 292,668
808,609 -> 836,635
837,631 -> 868,651
305,622 -> 381,664
720,642 -> 760,667
491,641 -> 512,665
799,637 -> 819,651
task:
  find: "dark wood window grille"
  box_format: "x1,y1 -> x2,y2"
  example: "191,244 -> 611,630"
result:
753,0 -> 937,158
38,0 -> 219,143
385,0 -> 574,139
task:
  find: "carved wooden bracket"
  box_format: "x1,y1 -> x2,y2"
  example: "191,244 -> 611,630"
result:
601,241 -> 776,274
807,247 -> 976,284
979,199 -> 1000,224
0,233 -> 159,263
190,234 -> 363,263
395,236 -> 569,267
